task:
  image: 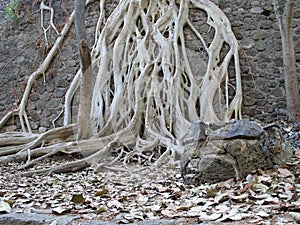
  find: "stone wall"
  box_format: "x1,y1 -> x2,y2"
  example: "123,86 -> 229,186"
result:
224,0 -> 300,122
0,0 -> 299,132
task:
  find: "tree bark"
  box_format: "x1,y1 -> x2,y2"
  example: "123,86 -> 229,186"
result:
273,0 -> 300,122
75,0 -> 95,139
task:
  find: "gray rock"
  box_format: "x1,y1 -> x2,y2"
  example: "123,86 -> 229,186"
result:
48,98 -> 60,108
257,41 -> 266,51
29,92 -> 40,101
55,88 -> 66,98
181,120 -> 292,185
39,91 -> 51,101
210,119 -> 264,140
0,213 -> 179,225
251,1 -> 260,6
250,7 -> 263,14
240,37 -> 255,49
0,213 -> 78,225
81,222 -> 117,225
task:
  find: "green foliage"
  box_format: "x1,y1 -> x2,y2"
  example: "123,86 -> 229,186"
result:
6,0 -> 21,21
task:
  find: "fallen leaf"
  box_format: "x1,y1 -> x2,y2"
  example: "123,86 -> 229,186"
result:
278,168 -> 293,178
199,212 -> 222,221
249,190 -> 270,199
186,206 -> 203,217
129,208 -> 144,220
231,193 -> 249,202
264,196 -> 280,204
214,193 -> 230,203
136,193 -> 149,205
161,209 -> 176,218
52,206 -> 69,214
289,212 -> 300,222
96,205 -> 107,214
252,183 -> 268,192
227,208 -> 244,221
256,210 -> 270,218
0,202 -> 12,213
4,199 -> 15,206
205,189 -> 218,198
0,190 -> 6,197
95,188 -> 108,196
107,200 -> 123,209
147,203 -> 161,211
145,211 -> 160,220
218,208 -> 244,221
175,203 -> 193,211
71,194 -> 85,204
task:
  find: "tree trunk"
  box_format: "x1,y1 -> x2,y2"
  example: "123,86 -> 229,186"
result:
273,0 -> 300,122
75,0 -> 95,139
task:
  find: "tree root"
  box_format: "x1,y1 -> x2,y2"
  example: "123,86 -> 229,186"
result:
0,0 -> 243,175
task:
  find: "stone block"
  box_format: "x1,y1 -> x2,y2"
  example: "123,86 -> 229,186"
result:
181,120 -> 292,185
250,7 -> 263,14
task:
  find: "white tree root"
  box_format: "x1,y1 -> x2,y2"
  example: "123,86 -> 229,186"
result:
0,0 -> 243,175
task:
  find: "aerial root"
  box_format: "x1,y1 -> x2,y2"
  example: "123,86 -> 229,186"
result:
0,0 -> 243,175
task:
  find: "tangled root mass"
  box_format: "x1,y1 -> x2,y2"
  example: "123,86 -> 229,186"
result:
0,0 -> 242,175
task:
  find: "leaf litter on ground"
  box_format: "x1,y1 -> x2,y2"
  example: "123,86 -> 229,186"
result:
0,146 -> 299,224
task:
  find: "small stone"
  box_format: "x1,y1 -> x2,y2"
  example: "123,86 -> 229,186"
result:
241,38 -> 255,49
260,21 -> 273,29
270,87 -> 283,97
55,88 -> 66,98
38,127 -> 47,133
48,99 -> 60,108
251,7 -> 263,14
29,92 -> 39,101
252,31 -> 268,40
257,41 -> 266,51
56,79 -> 69,88
39,91 -> 51,101
251,1 -> 260,6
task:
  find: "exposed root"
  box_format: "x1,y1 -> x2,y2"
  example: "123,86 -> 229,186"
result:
0,0 -> 243,175
22,159 -> 89,177
40,1 -> 60,46
0,132 -> 39,147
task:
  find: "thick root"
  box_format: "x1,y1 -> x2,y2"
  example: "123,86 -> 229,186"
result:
0,0 -> 243,175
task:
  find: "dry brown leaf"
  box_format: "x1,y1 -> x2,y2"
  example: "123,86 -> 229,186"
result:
278,168 -> 293,178
71,194 -> 85,204
95,188 -> 108,196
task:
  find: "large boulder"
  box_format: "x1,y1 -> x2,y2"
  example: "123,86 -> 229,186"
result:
181,119 -> 292,185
